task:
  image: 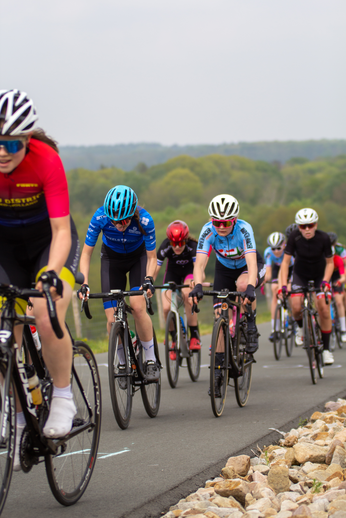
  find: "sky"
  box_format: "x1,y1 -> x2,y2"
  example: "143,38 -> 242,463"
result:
2,0 -> 346,146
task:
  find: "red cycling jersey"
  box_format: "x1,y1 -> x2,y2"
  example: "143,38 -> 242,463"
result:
333,255 -> 345,275
0,139 -> 69,226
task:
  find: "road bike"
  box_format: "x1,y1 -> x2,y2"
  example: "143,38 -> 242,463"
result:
197,289 -> 255,417
0,277 -> 101,514
291,281 -> 325,384
82,289 -> 161,430
273,296 -> 295,360
155,282 -> 201,388
330,291 -> 342,351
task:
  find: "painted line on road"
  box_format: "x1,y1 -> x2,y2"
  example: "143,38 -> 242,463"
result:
263,364 -> 342,369
97,448 -> 131,459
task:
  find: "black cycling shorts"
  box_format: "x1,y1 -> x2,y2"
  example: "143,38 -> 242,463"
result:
271,264 -> 293,283
101,242 -> 147,309
291,272 -> 323,293
0,216 -> 80,291
213,257 -> 266,305
163,264 -> 194,285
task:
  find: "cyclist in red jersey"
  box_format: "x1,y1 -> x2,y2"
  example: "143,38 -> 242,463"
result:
0,90 -> 80,470
330,251 -> 346,342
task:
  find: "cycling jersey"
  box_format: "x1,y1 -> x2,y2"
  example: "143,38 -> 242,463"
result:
197,219 -> 256,269
85,206 -> 156,253
285,229 -> 333,280
157,238 -> 197,267
331,255 -> 345,283
0,139 -> 69,226
265,249 -> 294,268
334,243 -> 346,259
263,246 -> 271,263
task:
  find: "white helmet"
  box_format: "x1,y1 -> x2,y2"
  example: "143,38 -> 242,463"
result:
267,232 -> 285,247
208,194 -> 239,219
0,89 -> 38,135
295,208 -> 318,225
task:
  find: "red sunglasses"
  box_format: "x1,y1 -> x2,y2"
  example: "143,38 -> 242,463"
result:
299,223 -> 315,230
115,217 -> 131,226
170,240 -> 186,247
212,218 -> 236,228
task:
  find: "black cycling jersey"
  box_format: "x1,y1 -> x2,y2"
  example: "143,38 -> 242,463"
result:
157,238 -> 197,283
285,229 -> 332,280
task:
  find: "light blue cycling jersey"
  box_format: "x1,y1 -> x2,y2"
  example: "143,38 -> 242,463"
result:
197,220 -> 256,269
263,246 -> 271,262
85,206 -> 156,253
265,248 -> 294,267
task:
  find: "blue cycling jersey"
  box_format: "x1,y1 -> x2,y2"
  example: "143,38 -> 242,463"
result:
85,206 -> 156,253
197,220 -> 256,269
265,248 -> 294,267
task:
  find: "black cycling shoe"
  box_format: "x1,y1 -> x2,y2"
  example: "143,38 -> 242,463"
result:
269,331 -> 276,342
145,360 -> 160,381
117,365 -> 127,390
246,328 -> 260,354
208,374 -> 222,398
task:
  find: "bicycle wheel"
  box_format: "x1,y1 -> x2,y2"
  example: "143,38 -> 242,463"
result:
273,304 -> 283,361
165,311 -> 179,388
140,330 -> 161,418
334,309 -> 343,349
45,341 -> 101,506
234,329 -> 253,407
108,322 -> 132,429
210,317 -> 229,418
304,314 -> 317,384
0,361 -> 15,514
187,331 -> 201,382
314,320 -> 324,379
330,322 -> 337,352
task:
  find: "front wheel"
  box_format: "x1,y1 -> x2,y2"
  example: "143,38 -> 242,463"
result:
45,341 -> 101,506
304,314 -> 317,385
108,323 -> 132,429
165,311 -> 179,388
210,317 -> 229,417
0,361 -> 15,515
286,313 -> 295,357
140,329 -> 161,418
187,332 -> 201,382
234,328 -> 253,407
273,304 -> 283,361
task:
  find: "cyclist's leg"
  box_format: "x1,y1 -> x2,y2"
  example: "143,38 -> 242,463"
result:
101,243 -> 127,334
333,287 -> 346,336
270,272 -> 279,340
182,274 -> 200,349
316,285 -> 333,364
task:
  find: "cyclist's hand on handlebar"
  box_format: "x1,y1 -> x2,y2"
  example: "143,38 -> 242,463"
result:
320,281 -> 331,293
242,284 -> 256,306
188,279 -> 195,290
189,283 -> 203,305
142,276 -> 155,298
77,283 -> 90,301
36,270 -> 63,302
278,285 -> 287,300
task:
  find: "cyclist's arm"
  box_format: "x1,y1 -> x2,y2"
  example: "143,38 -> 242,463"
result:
278,253 -> 291,289
265,265 -> 272,282
193,252 -> 209,285
153,263 -> 161,282
146,249 -> 157,279
46,215 -> 72,275
245,251 -> 257,287
79,243 -> 95,285
323,256 -> 334,284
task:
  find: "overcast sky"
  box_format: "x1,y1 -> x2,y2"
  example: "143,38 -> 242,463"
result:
2,0 -> 345,146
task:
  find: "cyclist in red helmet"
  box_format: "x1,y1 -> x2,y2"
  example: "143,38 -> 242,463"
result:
154,221 -> 203,354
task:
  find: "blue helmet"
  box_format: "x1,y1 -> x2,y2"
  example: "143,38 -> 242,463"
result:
104,185 -> 138,221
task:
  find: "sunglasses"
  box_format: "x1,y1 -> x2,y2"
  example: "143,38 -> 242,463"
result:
299,223 -> 315,230
271,246 -> 283,251
0,139 -> 25,154
212,218 -> 236,228
170,240 -> 186,247
114,217 -> 131,226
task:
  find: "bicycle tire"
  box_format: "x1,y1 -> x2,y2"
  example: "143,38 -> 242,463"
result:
330,323 -> 337,352
165,311 -> 179,388
210,317 -> 229,417
314,319 -> 324,379
304,314 -> 317,385
234,327 -> 253,407
273,304 -> 283,361
286,314 -> 295,357
108,322 -> 132,429
334,308 -> 343,349
187,327 -> 201,382
0,361 -> 15,515
45,341 -> 101,506
140,329 -> 161,418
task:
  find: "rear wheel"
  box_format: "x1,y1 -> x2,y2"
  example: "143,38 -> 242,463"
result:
165,311 -> 179,388
140,329 -> 161,418
234,328 -> 253,407
273,304 -> 283,361
0,361 -> 15,515
46,341 -> 101,505
304,314 -> 317,384
210,317 -> 229,418
187,331 -> 201,382
286,313 -> 295,357
314,319 -> 324,379
108,323 -> 132,429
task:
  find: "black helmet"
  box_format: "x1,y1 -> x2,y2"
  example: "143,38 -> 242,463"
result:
327,232 -> 338,245
285,223 -> 298,238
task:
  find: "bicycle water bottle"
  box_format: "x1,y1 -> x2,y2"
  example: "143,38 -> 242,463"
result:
25,364 -> 43,406
330,303 -> 334,323
30,325 -> 42,351
180,316 -> 186,337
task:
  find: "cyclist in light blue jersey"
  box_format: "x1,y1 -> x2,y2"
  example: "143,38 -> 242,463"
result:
190,194 -> 265,354
79,185 -> 159,380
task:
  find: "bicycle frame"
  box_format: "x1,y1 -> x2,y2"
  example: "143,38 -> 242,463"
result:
167,289 -> 190,358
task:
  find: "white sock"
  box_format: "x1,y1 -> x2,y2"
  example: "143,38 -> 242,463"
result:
339,316 -> 346,332
16,411 -> 25,427
52,385 -> 72,399
141,339 -> 156,362
271,320 -> 274,332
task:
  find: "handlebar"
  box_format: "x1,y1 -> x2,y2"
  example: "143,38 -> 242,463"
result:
81,289 -> 154,320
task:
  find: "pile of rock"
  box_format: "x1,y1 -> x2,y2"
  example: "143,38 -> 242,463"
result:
162,399 -> 346,518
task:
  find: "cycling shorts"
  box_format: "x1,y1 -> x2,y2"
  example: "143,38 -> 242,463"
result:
291,272 -> 325,299
271,264 -> 293,283
213,257 -> 266,306
101,242 -> 147,309
163,264 -> 194,285
332,283 -> 344,295
0,216 -> 79,290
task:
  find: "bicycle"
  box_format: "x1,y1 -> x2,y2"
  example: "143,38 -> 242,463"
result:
155,282 -> 201,388
82,289 -> 161,430
290,281 -> 325,384
273,296 -> 295,360
330,291 -> 342,351
0,278 -> 101,514
195,289 -> 255,417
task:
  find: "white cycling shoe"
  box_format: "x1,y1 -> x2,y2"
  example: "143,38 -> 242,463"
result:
323,350 -> 334,365
341,332 -> 346,343
43,397 -> 77,438
295,326 -> 304,346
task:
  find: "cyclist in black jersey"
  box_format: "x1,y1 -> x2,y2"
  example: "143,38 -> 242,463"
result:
154,220 -> 202,352
279,208 -> 334,364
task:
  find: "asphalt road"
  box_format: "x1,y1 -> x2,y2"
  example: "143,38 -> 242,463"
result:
3,322 -> 346,518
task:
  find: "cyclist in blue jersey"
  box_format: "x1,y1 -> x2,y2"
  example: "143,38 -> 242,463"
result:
79,185 -> 159,379
190,194 -> 265,354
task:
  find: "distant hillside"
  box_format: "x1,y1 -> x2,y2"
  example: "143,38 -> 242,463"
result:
60,140 -> 346,171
